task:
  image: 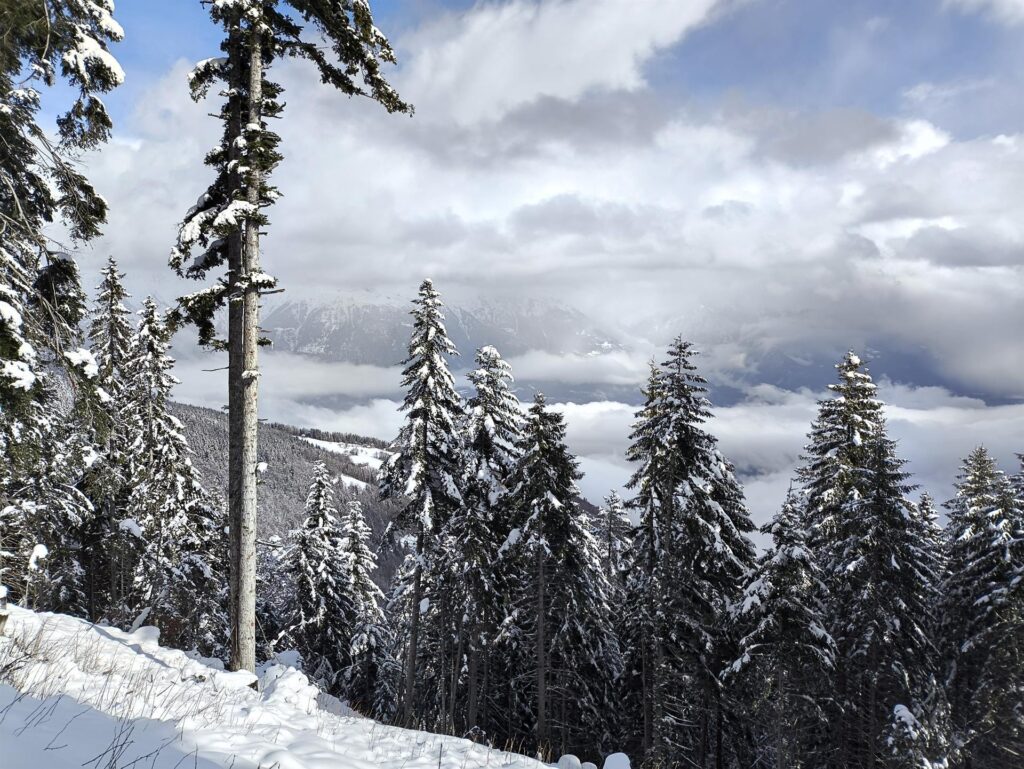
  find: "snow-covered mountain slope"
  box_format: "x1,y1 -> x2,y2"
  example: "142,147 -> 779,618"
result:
0,607 -> 556,769
260,294 -> 623,367
171,403 -> 405,585
300,437 -> 393,472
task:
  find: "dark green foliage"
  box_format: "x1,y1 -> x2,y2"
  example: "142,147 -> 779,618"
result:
796,354 -> 948,769
727,490 -> 835,768
500,394 -> 623,760
942,447 -> 1024,768
621,338 -> 757,766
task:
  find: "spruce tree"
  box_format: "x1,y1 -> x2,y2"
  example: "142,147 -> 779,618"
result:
379,279 -> 465,726
591,490 -> 632,588
796,354 -> 947,768
87,258 -> 133,434
122,299 -> 226,653
942,447 -> 1024,768
621,339 -> 757,766
13,413 -> 94,615
287,461 -> 351,689
170,0 -> 410,674
338,499 -> 394,717
1,1 -> 122,610
442,344 -> 523,735
726,489 -> 835,768
3,259 -> 99,616
501,394 -> 622,760
80,257 -> 135,620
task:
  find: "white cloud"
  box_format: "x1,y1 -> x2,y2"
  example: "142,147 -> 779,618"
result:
401,0 -> 724,124
902,78 -> 996,106
171,351 -> 403,409
508,350 -> 652,386
71,0 -> 1024,406
946,0 -> 1024,24
273,399 -> 406,443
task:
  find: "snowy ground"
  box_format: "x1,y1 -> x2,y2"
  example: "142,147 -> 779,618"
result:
300,438 -> 391,472
0,607 -> 558,769
300,437 -> 395,491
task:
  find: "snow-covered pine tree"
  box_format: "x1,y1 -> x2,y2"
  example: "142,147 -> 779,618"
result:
170,0 -> 410,674
4,260 -> 100,617
591,490 -> 632,588
287,461 -> 352,691
726,489 -> 835,768
440,344 -> 523,735
617,362 -> 664,758
338,499 -> 394,718
1,1 -> 122,608
80,257 -> 135,620
798,352 -> 883,556
796,354 -> 947,769
12,412 -> 95,616
621,339 -> 757,767
255,535 -> 294,661
0,0 -> 122,410
86,258 -> 133,436
501,393 -> 622,760
378,279 -> 464,727
122,299 -> 227,654
942,447 -> 1024,769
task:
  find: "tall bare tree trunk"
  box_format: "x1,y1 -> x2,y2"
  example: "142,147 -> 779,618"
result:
536,551 -> 548,753
642,635 -> 654,754
449,619 -> 464,732
777,666 -> 787,769
466,642 -> 478,732
229,18 -> 260,675
715,689 -> 724,769
867,644 -> 879,769
225,16 -> 244,674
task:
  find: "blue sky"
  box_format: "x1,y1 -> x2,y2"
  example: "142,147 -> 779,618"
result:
65,0 -> 1024,517
98,0 -> 1020,137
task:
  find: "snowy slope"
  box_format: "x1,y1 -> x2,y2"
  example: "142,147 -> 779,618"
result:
299,437 -> 396,489
0,607 -> 553,769
300,437 -> 392,472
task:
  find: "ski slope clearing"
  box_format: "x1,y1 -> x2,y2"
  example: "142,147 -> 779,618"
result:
301,438 -> 392,472
0,607 -> 553,769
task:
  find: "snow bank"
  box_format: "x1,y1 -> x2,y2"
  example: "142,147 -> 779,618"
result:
0,607 -> 552,769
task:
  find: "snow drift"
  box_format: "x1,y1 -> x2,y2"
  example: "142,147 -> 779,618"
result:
0,606 -> 559,769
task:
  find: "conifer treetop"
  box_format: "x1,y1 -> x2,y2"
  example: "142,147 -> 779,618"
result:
465,344 -> 522,483
379,280 -> 464,535
170,0 -> 410,346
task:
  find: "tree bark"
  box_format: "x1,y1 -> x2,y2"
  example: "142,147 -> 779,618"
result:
229,16 -> 260,675
777,665 -> 787,769
642,635 -> 654,755
449,617 -> 464,732
536,550 -> 548,753
466,641 -> 479,734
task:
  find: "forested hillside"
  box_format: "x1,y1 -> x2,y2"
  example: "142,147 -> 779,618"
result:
172,402 -> 402,584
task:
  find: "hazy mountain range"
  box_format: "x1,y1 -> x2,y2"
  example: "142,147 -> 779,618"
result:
260,293 -> 623,367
